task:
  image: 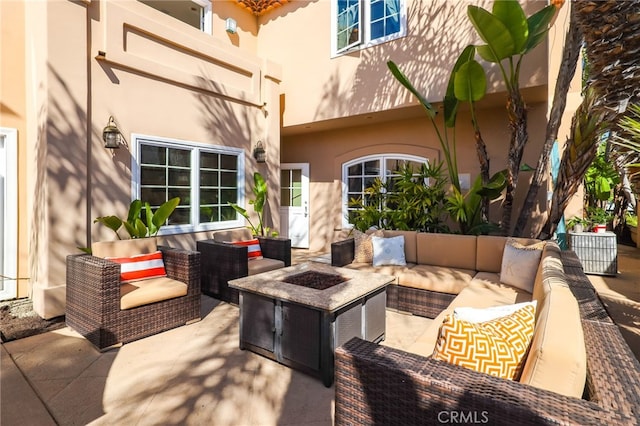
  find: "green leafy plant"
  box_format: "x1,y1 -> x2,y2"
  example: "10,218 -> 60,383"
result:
348,162 -> 449,233
94,197 -> 180,239
229,172 -> 278,237
567,216 -> 588,230
586,206 -> 612,228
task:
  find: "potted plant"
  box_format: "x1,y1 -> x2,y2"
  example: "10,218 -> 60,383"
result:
586,206 -> 611,233
567,216 -> 588,233
229,172 -> 278,237
94,197 -> 180,239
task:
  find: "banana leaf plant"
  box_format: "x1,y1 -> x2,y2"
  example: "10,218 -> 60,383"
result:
229,172 -> 277,237
94,197 -> 180,239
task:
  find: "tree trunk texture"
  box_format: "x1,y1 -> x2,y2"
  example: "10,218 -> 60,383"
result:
474,129 -> 490,220
513,3 -> 581,237
501,88 -> 528,235
540,0 -> 640,238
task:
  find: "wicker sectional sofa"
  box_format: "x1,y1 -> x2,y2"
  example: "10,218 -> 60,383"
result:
331,231 -> 640,425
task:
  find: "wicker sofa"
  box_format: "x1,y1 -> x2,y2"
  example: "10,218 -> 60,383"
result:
66,238 -> 201,350
197,228 -> 291,304
331,232 -> 640,424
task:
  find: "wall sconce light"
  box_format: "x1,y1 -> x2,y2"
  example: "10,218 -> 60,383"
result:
102,116 -> 122,149
225,18 -> 237,34
253,140 -> 266,163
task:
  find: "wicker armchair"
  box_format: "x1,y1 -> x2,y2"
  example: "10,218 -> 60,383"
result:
334,250 -> 640,425
198,231 -> 291,305
66,245 -> 201,350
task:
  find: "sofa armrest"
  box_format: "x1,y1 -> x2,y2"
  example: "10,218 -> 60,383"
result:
257,236 -> 291,266
66,254 -> 122,316
158,246 -> 201,295
335,337 -> 632,426
332,238 -> 355,267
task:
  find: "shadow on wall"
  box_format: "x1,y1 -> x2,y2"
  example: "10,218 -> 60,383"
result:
35,66 -> 133,283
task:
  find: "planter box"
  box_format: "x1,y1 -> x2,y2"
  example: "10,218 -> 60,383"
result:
568,231 -> 617,276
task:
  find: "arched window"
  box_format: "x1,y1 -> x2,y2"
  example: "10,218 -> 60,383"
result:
341,154 -> 428,227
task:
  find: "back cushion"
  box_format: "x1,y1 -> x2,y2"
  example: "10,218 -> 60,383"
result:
416,233 -> 477,270
92,237 -> 157,258
476,236 -> 542,273
519,286 -> 586,398
213,228 -> 253,242
531,242 -> 566,315
383,230 -> 417,263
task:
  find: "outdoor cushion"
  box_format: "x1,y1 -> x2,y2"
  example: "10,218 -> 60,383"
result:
432,303 -> 535,380
230,238 -> 263,260
397,265 -> 475,295
213,228 -> 253,243
352,229 -> 384,263
475,236 -> 541,273
382,230 -> 418,263
454,301 -> 537,323
248,257 -> 285,275
519,286 -> 586,398
120,276 -> 187,310
107,250 -> 167,283
92,237 -> 157,258
343,262 -> 409,281
407,280 -> 531,357
416,233 -> 477,270
500,238 -> 545,292
372,235 -> 406,266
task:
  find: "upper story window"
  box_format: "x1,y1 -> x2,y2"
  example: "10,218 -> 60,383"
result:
132,135 -> 245,235
342,154 -> 427,227
140,0 -> 212,34
332,0 -> 407,56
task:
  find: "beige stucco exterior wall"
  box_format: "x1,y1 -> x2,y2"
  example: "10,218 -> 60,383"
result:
0,0 -> 29,298
20,0 -> 278,318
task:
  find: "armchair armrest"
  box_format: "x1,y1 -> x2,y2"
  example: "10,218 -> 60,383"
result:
158,246 -> 201,295
66,253 -> 122,319
257,236 -> 291,266
196,239 -> 248,299
331,238 -> 354,267
335,338 -> 630,425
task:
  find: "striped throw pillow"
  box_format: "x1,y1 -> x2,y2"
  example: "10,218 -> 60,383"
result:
231,238 -> 263,260
108,250 -> 167,283
432,303 -> 535,380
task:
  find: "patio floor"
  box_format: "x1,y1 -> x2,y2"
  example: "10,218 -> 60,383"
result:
2,246 -> 640,425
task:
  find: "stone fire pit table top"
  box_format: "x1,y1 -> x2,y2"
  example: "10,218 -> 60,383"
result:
229,262 -> 395,312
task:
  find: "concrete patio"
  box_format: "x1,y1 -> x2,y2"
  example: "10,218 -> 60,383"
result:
2,246 -> 640,426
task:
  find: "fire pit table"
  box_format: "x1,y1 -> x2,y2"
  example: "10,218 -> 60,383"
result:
228,262 -> 394,387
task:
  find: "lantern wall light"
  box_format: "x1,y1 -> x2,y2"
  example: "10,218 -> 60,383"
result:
102,116 -> 122,149
253,140 -> 266,163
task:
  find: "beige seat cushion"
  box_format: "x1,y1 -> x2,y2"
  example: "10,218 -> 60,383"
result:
407,282 -> 532,357
213,228 -> 253,242
120,276 -> 187,310
398,265 -> 475,295
343,262 -> 409,282
92,237 -> 157,258
416,233 -> 477,270
383,230 -> 418,263
248,257 -> 286,275
519,286 -> 586,398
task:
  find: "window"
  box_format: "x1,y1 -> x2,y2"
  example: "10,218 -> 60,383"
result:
140,0 -> 212,34
281,169 -> 303,207
133,135 -> 245,234
332,0 -> 406,56
342,154 -> 427,227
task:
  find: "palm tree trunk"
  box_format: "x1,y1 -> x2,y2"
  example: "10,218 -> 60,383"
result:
514,3 -> 581,237
501,88 -> 528,235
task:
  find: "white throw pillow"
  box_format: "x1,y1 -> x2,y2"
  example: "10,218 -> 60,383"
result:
500,238 -> 545,292
454,301 -> 537,323
372,235 -> 406,266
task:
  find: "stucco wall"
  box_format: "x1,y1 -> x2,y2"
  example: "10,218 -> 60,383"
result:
258,0 -> 549,129
26,0 -> 278,318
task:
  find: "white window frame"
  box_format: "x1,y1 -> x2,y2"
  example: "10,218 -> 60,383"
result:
0,128 -> 18,300
341,153 -> 427,228
331,0 -> 407,57
132,134 -> 245,235
140,0 -> 212,34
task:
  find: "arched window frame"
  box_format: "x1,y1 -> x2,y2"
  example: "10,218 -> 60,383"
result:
341,153 -> 428,228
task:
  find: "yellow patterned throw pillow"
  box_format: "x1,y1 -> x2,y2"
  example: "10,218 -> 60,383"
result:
432,304 -> 535,380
